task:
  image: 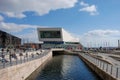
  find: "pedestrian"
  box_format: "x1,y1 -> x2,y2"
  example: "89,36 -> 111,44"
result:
31,53 -> 34,58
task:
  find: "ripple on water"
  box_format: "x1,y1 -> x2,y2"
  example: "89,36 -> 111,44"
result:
35,55 -> 102,80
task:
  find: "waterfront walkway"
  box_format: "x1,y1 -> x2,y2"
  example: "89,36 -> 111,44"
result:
79,52 -> 120,80
94,53 -> 120,67
0,49 -> 49,69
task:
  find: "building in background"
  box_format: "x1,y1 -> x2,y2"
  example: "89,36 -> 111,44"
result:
23,43 -> 41,50
37,28 -> 83,50
0,30 -> 21,48
118,40 -> 120,49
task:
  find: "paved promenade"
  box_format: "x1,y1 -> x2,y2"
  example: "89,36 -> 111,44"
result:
0,49 -> 49,69
80,52 -> 120,80
94,53 -> 120,67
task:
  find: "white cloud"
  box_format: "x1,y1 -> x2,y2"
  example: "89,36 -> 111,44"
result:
0,0 -> 77,18
0,15 -> 4,21
80,30 -> 120,47
0,21 -> 40,42
0,21 -> 52,43
80,1 -> 89,6
84,30 -> 120,37
79,1 -> 98,15
4,12 -> 26,18
18,29 -> 39,43
0,22 -> 39,32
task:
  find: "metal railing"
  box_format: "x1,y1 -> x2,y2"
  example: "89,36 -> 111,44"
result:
79,53 -> 120,79
0,49 -> 50,69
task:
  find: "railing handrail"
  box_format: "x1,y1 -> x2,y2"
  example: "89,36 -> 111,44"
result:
79,53 -> 120,79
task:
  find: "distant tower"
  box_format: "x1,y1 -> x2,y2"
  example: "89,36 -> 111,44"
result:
118,40 -> 120,49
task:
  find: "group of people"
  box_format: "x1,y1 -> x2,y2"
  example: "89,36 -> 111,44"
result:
0,48 -> 43,63
0,48 -> 8,63
0,48 -> 18,63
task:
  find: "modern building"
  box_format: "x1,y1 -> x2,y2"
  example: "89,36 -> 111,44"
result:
0,30 -> 21,48
37,28 -> 83,50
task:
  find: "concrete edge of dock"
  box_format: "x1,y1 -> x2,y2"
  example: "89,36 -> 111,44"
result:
0,50 -> 53,80
78,53 -> 117,80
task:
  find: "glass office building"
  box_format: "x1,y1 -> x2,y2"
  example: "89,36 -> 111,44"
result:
37,28 -> 83,50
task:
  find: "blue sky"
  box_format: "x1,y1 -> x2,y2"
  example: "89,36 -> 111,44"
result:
0,0 -> 120,47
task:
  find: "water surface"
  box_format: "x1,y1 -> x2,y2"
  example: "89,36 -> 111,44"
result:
35,55 -> 102,80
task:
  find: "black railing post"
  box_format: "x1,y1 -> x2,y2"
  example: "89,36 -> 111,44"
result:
19,53 -> 23,63
103,62 -> 104,70
24,56 -> 25,62
97,59 -> 99,66
100,61 -> 102,68
106,63 -> 108,72
116,67 -> 119,78
110,65 -> 113,75
16,58 -> 18,65
3,61 -> 5,68
9,52 -> 12,66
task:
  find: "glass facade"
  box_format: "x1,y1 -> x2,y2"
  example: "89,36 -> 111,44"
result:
40,31 -> 61,38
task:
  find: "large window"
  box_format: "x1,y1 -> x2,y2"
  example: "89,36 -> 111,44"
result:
40,31 -> 61,38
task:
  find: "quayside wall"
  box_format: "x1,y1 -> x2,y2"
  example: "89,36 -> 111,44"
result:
78,54 -> 117,80
0,50 -> 52,80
